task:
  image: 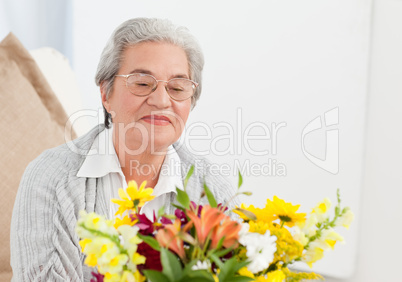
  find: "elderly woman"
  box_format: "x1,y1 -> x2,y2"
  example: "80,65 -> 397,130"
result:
10,18 -> 238,281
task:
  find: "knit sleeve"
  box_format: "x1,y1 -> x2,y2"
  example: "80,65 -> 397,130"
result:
10,149 -> 85,282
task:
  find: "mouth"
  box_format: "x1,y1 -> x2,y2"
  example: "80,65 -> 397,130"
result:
141,115 -> 172,126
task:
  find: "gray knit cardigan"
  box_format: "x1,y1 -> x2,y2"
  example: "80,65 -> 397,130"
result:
10,124 -> 239,282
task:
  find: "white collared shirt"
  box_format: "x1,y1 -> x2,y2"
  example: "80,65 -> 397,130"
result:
76,126 -> 184,220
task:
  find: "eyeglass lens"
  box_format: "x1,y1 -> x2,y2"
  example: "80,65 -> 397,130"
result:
126,74 -> 195,100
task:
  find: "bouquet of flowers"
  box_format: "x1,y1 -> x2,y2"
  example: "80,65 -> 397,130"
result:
76,167 -> 354,282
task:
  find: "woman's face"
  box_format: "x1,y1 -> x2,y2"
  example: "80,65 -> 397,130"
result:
102,41 -> 192,155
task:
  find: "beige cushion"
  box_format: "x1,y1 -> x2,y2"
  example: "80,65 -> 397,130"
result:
0,271 -> 12,282
0,33 -> 76,274
30,47 -> 90,136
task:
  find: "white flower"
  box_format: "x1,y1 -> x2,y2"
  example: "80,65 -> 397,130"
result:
191,260 -> 211,270
239,230 -> 277,273
335,208 -> 354,229
238,223 -> 250,240
293,227 -> 308,246
299,213 -> 318,238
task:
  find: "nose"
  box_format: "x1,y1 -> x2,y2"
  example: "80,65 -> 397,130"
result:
146,81 -> 172,108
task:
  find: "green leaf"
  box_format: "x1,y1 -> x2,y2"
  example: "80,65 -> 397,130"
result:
180,268 -> 214,282
238,171 -> 243,189
214,236 -> 225,250
203,183 -> 217,208
241,191 -> 252,196
157,205 -> 166,218
232,260 -> 250,273
137,234 -> 161,251
211,247 -> 233,258
218,257 -> 237,282
160,248 -> 183,281
184,165 -> 194,189
176,187 -> 190,209
182,259 -> 199,276
188,272 -> 215,281
218,257 -> 250,282
143,269 -> 170,282
233,208 -> 257,221
335,206 -> 340,216
180,269 -> 215,282
171,203 -> 186,212
179,277 -> 214,282
162,214 -> 177,220
209,253 -> 224,269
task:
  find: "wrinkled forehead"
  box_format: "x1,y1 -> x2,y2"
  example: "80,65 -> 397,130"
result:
119,41 -> 191,78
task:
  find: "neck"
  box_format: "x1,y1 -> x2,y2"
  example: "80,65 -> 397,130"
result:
112,128 -> 168,188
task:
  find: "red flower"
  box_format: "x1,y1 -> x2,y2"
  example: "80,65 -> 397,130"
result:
137,242 -> 162,272
132,213 -> 161,235
90,272 -> 104,282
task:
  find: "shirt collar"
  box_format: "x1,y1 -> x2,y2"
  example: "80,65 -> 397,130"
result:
76,126 -> 123,178
152,147 -> 184,197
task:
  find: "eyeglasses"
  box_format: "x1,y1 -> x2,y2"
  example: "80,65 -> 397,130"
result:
115,73 -> 198,101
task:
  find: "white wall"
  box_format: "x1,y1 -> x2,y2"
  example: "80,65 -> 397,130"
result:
0,0 -> 73,61
326,0 -> 402,281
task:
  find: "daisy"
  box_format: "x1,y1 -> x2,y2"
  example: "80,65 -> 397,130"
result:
265,196 -> 306,227
111,180 -> 155,216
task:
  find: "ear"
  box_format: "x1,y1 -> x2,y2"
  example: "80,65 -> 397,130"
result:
100,81 -> 111,113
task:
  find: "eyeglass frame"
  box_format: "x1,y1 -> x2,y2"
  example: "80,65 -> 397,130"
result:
115,73 -> 199,101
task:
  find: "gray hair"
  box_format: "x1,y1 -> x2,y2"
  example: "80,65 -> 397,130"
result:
95,18 -> 205,128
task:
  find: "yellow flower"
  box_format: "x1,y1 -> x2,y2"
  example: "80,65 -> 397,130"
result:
111,180 -> 155,216
237,268 -> 286,282
282,268 -> 323,281
132,252 -> 146,265
266,270 -> 286,282
104,270 -> 145,282
238,267 -> 254,278
84,253 -> 98,267
76,211 -> 117,238
113,215 -> 137,229
303,244 -> 324,268
311,198 -> 331,223
104,272 -> 121,282
265,196 -> 306,227
248,220 -> 271,235
320,229 -> 344,250
117,225 -> 144,272
120,271 -> 136,282
79,238 -> 92,252
133,270 -> 146,282
234,204 -> 276,223
268,223 -> 303,264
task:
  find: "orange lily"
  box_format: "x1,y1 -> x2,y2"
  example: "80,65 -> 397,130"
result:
211,217 -> 241,249
155,218 -> 186,259
187,206 -> 227,248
